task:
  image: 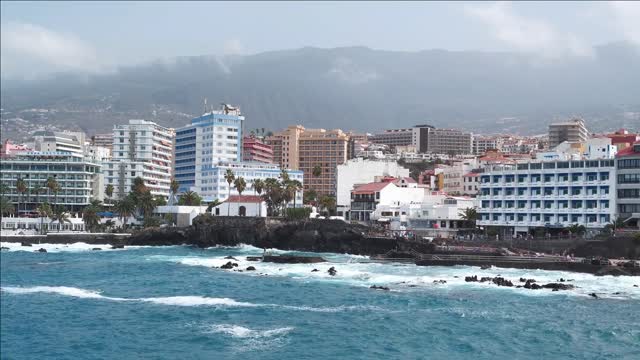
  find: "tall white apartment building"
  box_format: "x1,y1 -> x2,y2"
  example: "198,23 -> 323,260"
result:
477,159 -> 616,235
105,120 -> 174,200
174,104 -> 244,193
199,161 -> 303,205
31,130 -> 86,154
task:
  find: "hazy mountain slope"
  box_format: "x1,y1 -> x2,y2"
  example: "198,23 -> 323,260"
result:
1,43 -> 639,136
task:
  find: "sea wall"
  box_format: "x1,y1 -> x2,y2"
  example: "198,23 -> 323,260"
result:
1,233 -> 130,245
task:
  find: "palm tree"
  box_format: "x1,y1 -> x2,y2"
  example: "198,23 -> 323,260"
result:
458,207 -> 478,229
15,178 -> 27,217
0,183 -> 8,198
234,177 -> 247,196
0,196 -> 14,219
115,197 -> 136,228
567,223 -> 586,238
170,178 -> 180,195
319,195 -> 336,216
286,179 -> 303,209
36,202 -> 53,234
46,176 -> 59,211
137,191 -> 156,220
224,169 -> 235,216
303,188 -> 317,206
280,169 -> 290,182
252,179 -> 265,216
132,177 -> 147,195
31,185 -> 44,207
312,165 -> 322,178
82,203 -> 101,232
178,190 -> 202,206
50,208 -> 71,232
105,184 -> 114,206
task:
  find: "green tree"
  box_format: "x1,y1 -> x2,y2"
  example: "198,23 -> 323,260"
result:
46,176 -> 59,211
252,178 -> 265,216
286,179 -> 303,209
137,191 -> 156,220
31,185 -> 44,207
312,165 -> 322,178
319,195 -> 336,216
132,177 -> 147,196
224,169 -> 235,216
114,196 -> 136,228
304,188 -> 317,205
234,177 -> 247,196
16,178 -> 27,216
0,196 -> 14,218
50,208 -> 71,232
83,203 -> 101,232
178,190 -> 202,206
170,178 -> 180,195
458,207 -> 478,229
263,177 -> 283,216
36,202 -> 53,234
105,184 -> 114,205
154,196 -> 167,207
567,223 -> 586,237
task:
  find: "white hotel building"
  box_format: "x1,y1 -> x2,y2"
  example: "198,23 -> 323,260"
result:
477,159 -> 616,235
105,120 -> 175,200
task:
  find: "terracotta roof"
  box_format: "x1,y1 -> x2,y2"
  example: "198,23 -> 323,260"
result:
224,195 -> 264,203
615,142 -> 640,158
395,177 -> 417,184
464,172 -> 480,177
352,182 -> 392,194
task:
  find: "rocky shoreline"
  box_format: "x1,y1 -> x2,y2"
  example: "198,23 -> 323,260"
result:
3,216 -> 638,276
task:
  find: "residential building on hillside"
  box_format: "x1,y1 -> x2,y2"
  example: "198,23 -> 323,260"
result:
369,128 -> 413,149
242,136 -> 273,163
606,129 -> 639,151
267,126 -> 349,197
0,151 -> 102,212
32,130 -> 86,154
615,142 -> 640,228
105,119 -> 174,200
414,125 -> 473,155
198,161 -> 303,205
477,159 -> 616,236
548,118 -> 589,148
174,104 -> 243,193
1,140 -> 32,157
335,158 -> 410,216
473,136 -> 503,155
90,133 -> 114,150
440,159 -> 479,196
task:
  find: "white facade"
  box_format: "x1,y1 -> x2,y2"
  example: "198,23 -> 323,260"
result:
155,205 -> 209,226
211,198 -> 268,217
584,138 -> 617,159
199,162 -> 303,204
105,120 -> 175,200
477,159 -> 616,233
441,159 -> 479,195
32,131 -> 86,155
85,144 -> 112,164
336,158 -> 410,208
473,137 -> 503,155
349,181 -> 425,222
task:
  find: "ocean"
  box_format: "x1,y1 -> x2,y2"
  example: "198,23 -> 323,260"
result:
1,242 -> 639,359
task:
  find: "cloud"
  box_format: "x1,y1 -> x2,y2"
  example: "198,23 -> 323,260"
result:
223,39 -> 244,56
1,22 -> 105,78
608,2 -> 640,44
464,2 -> 594,58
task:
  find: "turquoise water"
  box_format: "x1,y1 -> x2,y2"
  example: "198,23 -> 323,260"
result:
1,243 -> 639,359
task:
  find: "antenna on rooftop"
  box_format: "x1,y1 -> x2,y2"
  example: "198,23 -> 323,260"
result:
203,98 -> 208,114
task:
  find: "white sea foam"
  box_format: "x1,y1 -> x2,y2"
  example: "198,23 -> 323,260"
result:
207,324 -> 294,338
0,286 -> 379,312
140,296 -> 258,307
162,251 -> 640,300
0,242 -> 139,253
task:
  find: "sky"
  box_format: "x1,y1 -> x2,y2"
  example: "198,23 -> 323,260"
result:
1,1 -> 639,79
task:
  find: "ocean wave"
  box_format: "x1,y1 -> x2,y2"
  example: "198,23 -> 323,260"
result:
206,324 -> 294,338
0,242 -> 135,253
162,253 -> 640,300
0,286 -> 381,312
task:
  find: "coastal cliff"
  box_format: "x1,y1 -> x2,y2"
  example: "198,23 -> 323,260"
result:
127,215 -> 435,256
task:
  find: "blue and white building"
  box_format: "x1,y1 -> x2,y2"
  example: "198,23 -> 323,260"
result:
199,162 -> 304,205
175,104 -> 244,193
477,159 -> 616,235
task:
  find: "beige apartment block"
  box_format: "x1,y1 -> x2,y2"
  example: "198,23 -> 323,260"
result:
267,126 -> 349,197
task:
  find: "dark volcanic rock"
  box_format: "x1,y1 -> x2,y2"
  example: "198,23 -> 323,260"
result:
37,248 -> 47,253
480,277 -> 493,283
480,265 -> 491,270
370,285 -> 390,291
524,280 -> 542,290
224,256 -> 238,260
262,255 -> 326,264
589,293 -> 598,298
433,280 -> 447,284
542,283 -> 575,291
1,247 -> 9,251
492,277 -> 513,287
92,248 -> 102,251
111,244 -> 125,249
311,269 -> 319,272
21,242 -> 32,247
220,261 -> 238,270
246,266 -> 256,271
465,275 -> 478,282
328,267 -> 337,276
